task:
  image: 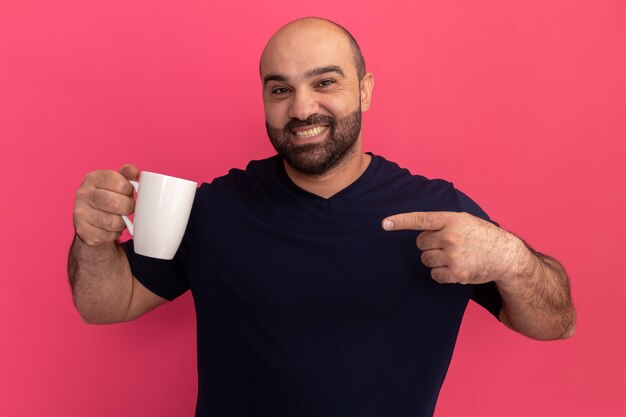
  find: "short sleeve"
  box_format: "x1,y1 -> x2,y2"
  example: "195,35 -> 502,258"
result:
122,184 -> 206,301
455,188 -> 503,319
123,240 -> 188,301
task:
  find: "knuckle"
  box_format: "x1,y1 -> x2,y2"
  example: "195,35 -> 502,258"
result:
95,190 -> 127,214
86,170 -> 130,194
75,187 -> 90,204
110,215 -> 125,231
448,212 -> 461,225
424,212 -> 440,228
411,212 -> 424,225
94,211 -> 123,231
73,208 -> 89,229
444,232 -> 461,247
83,171 -> 98,184
448,250 -> 461,264
73,221 -> 86,237
458,212 -> 473,223
454,268 -> 471,283
93,228 -> 119,244
416,212 -> 432,229
93,211 -> 112,229
75,186 -> 87,198
120,197 -> 135,215
73,205 -> 84,219
90,188 -> 109,207
112,176 -> 132,195
84,170 -> 108,187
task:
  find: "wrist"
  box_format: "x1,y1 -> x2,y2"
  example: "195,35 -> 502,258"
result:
497,235 -> 542,292
72,233 -> 121,261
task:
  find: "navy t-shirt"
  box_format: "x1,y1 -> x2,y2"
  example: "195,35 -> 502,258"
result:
124,154 -> 502,417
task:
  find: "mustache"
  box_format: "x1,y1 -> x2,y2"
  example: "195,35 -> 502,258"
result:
283,115 -> 335,133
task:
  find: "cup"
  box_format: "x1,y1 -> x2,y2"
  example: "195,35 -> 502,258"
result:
121,171 -> 197,260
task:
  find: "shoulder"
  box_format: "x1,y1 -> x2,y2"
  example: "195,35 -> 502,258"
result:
370,154 -> 490,219
198,155 -> 279,191
371,154 -> 456,200
193,155 -> 282,209
209,155 -> 279,185
454,188 -> 492,222
373,154 -> 451,185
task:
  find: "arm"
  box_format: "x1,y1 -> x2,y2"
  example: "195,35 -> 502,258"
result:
68,165 -> 166,324
496,243 -> 575,340
382,211 -> 576,340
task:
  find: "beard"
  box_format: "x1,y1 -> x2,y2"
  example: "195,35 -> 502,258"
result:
265,108 -> 362,176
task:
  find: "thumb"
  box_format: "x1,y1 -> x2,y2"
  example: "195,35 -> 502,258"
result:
119,164 -> 139,181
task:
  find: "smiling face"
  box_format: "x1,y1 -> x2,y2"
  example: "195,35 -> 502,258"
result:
260,18 -> 373,176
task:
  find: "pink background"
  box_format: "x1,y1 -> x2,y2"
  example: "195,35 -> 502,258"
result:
1,1 -> 625,416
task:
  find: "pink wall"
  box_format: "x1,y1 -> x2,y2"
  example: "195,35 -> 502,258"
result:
2,1 -> 624,416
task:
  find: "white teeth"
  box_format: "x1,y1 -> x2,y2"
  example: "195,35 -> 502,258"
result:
294,125 -> 327,138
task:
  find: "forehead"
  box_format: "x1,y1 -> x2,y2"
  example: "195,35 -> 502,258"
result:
260,24 -> 355,79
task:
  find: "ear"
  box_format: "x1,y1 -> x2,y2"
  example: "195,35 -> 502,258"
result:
359,72 -> 374,112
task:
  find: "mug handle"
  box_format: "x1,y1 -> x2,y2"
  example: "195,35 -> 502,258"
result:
121,180 -> 139,236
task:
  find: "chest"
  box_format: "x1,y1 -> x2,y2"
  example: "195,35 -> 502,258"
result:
186,198 -> 472,328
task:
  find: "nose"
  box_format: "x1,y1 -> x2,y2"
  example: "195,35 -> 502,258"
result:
288,89 -> 320,121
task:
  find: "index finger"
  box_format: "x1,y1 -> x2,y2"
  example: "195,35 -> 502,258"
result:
382,211 -> 450,231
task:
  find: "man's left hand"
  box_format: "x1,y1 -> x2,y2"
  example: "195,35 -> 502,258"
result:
382,212 -> 536,286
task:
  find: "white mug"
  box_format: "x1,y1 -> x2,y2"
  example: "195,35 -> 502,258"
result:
122,171 -> 197,260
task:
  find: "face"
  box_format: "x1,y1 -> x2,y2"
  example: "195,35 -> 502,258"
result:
260,20 -> 373,176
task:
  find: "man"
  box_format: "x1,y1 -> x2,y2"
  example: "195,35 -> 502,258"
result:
69,17 -> 575,417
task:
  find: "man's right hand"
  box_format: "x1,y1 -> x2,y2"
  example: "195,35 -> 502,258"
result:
73,164 -> 139,246
69,164 -> 167,323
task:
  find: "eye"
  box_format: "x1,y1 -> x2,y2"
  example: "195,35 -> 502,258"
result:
317,79 -> 335,88
271,87 -> 290,95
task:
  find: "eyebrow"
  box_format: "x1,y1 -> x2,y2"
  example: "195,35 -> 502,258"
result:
305,65 -> 345,79
263,65 -> 346,86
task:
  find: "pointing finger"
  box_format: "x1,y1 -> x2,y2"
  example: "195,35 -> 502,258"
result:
382,211 -> 450,231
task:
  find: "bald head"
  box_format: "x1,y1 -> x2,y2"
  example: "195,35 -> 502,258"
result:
260,17 -> 366,81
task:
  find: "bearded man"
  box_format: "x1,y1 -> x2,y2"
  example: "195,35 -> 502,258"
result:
69,17 -> 575,417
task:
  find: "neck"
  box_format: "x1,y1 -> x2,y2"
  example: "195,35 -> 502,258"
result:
284,143 -> 371,199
